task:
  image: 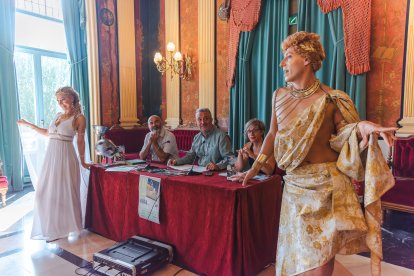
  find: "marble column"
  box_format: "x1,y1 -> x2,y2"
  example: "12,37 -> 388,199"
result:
198,0 -> 216,122
85,0 -> 101,162
164,0 -> 181,128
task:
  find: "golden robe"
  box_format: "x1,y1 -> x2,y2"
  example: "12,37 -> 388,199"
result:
274,90 -> 394,276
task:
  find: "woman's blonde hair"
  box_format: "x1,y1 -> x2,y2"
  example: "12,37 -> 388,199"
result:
55,87 -> 83,126
281,31 -> 325,72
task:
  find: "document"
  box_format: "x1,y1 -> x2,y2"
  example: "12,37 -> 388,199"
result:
105,165 -> 137,172
218,172 -> 271,181
126,158 -> 146,165
168,164 -> 207,173
138,175 -> 161,224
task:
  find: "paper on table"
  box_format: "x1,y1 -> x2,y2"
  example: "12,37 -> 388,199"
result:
169,164 -> 207,173
218,172 -> 271,181
126,159 -> 146,165
252,174 -> 271,181
105,165 -> 137,172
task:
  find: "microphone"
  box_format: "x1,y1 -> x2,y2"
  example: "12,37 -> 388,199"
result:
144,151 -> 153,170
187,154 -> 201,176
145,141 -> 156,169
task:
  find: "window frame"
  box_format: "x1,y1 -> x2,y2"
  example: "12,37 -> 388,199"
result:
15,8 -> 63,23
15,45 -> 67,127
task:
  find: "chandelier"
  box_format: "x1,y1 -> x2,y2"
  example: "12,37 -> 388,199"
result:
153,42 -> 192,80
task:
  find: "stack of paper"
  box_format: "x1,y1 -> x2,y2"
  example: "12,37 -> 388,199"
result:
126,159 -> 146,165
105,165 -> 137,172
168,164 -> 207,173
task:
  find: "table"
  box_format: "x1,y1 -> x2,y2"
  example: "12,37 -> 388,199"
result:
85,166 -> 282,275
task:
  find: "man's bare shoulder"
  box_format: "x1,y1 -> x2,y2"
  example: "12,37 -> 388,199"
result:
321,84 -> 350,100
320,84 -> 333,93
274,87 -> 289,99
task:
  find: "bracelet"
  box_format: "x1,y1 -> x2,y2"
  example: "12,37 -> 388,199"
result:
251,153 -> 268,172
256,153 -> 267,163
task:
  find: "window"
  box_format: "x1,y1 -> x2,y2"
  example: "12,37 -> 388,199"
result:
14,0 -> 69,184
15,0 -> 69,127
15,48 -> 70,127
16,0 -> 63,20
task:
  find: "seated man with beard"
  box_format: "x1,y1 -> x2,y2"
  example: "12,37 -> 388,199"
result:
139,115 -> 179,163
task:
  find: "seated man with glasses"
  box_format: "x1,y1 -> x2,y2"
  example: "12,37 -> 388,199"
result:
168,108 -> 231,171
234,118 -> 276,175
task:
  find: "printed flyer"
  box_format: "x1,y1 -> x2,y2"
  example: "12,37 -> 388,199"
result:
138,175 -> 161,223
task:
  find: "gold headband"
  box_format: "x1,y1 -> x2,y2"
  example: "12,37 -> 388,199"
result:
299,43 -> 316,53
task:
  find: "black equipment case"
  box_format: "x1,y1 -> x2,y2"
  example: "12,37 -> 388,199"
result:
92,235 -> 173,276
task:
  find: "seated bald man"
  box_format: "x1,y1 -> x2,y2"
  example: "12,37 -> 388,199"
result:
168,108 -> 231,171
139,115 -> 179,163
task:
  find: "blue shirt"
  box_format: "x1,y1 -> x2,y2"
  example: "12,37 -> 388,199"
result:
175,126 -> 231,170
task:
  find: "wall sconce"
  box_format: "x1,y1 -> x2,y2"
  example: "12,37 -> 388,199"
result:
153,42 -> 192,80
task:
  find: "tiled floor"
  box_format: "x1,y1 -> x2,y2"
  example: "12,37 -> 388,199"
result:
1,188 -> 414,275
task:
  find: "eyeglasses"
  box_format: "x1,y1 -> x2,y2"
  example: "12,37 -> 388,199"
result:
245,128 -> 261,135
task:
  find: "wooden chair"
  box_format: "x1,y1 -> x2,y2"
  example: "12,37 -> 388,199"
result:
382,135 -> 414,213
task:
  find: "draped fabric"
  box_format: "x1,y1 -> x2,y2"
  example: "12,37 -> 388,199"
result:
61,1 -> 91,221
0,1 -> 24,191
61,0 -> 90,131
226,0 -> 262,87
298,0 -> 366,119
274,90 -> 394,275
229,0 -> 289,150
317,0 -> 371,75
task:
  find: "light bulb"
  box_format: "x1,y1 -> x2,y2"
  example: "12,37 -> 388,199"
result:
173,52 -> 183,61
167,42 -> 175,52
154,52 -> 162,63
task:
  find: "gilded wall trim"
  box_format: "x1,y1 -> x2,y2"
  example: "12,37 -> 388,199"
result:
398,1 -> 414,134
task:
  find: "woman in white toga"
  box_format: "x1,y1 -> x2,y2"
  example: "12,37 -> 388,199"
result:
18,86 -> 91,242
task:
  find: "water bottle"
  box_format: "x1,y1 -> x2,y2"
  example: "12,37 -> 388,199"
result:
226,154 -> 237,178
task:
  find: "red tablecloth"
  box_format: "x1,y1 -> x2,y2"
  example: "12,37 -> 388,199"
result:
85,166 -> 282,275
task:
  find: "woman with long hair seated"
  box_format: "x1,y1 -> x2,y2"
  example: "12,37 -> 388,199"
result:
234,118 -> 275,175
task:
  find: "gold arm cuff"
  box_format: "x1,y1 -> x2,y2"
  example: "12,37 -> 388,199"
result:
251,153 -> 268,172
256,153 -> 267,163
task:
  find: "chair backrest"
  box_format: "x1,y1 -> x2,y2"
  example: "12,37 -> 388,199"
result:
172,129 -> 199,151
104,127 -> 200,153
104,127 -> 149,153
392,135 -> 414,178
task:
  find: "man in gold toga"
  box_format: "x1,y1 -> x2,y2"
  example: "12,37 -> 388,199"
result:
232,32 -> 397,275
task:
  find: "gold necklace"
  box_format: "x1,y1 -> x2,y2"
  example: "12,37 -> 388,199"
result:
289,79 -> 321,99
